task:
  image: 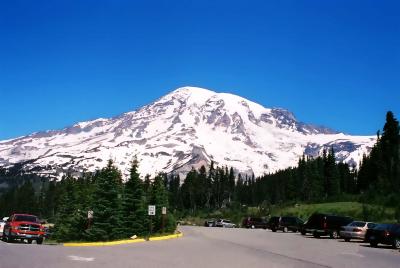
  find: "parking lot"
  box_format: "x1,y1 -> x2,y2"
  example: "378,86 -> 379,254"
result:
0,226 -> 399,268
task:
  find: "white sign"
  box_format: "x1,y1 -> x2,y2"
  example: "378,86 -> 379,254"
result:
88,210 -> 94,219
148,205 -> 156,216
162,207 -> 167,215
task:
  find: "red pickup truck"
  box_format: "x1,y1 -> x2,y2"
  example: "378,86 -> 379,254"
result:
2,214 -> 45,244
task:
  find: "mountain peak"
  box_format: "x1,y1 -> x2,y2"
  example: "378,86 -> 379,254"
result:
172,86 -> 216,95
0,86 -> 375,179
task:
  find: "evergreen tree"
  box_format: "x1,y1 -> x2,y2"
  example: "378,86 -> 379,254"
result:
167,174 -> 181,211
86,160 -> 124,241
121,157 -> 147,237
381,111 -> 400,191
358,111 -> 400,198
15,180 -> 38,215
325,148 -> 340,197
53,175 -> 83,242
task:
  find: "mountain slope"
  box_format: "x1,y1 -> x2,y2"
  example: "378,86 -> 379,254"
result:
0,86 -> 376,178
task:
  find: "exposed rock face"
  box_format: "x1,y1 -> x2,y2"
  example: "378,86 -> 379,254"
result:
0,86 -> 375,179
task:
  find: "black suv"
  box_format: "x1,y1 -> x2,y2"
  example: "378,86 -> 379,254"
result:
268,216 -> 304,232
366,223 -> 400,249
242,217 -> 268,229
303,213 -> 353,239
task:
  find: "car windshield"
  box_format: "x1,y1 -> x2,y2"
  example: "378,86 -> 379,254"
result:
224,220 -> 231,223
349,221 -> 366,227
14,215 -> 39,223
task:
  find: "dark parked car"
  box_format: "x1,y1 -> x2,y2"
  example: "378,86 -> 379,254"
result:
268,216 -> 304,232
242,217 -> 268,229
302,213 -> 353,239
365,223 -> 400,249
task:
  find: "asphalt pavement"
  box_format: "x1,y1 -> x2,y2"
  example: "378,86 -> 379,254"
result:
0,226 -> 399,268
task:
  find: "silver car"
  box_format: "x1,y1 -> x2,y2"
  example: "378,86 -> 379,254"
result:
0,217 -> 8,238
340,221 -> 376,242
215,219 -> 236,228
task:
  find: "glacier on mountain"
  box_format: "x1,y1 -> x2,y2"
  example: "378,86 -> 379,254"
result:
0,86 -> 376,179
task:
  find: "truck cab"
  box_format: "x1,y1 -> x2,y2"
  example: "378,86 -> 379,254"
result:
2,214 -> 45,244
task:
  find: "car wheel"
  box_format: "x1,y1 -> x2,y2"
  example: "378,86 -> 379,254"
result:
7,233 -> 14,243
283,227 -> 288,233
27,239 -> 32,244
313,231 -> 320,238
393,238 -> 400,249
330,231 -> 339,239
301,230 -> 306,235
37,238 -> 43,245
271,228 -> 277,232
370,242 -> 378,247
344,238 -> 350,242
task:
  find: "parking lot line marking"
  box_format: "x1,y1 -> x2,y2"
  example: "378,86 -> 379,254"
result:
68,255 -> 95,262
340,252 -> 365,258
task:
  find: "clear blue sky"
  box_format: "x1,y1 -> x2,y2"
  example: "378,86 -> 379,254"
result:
1,0 -> 399,140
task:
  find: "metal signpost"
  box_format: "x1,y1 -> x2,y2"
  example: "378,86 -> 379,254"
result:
87,210 -> 93,229
148,205 -> 156,240
161,207 -> 167,233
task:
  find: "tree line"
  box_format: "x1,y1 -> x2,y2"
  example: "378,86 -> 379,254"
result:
0,158 -> 176,242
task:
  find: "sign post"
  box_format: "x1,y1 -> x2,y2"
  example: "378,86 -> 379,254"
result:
148,205 -> 156,240
161,207 -> 167,233
87,210 -> 93,229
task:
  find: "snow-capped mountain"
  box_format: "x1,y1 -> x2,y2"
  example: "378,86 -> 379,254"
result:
0,86 -> 376,179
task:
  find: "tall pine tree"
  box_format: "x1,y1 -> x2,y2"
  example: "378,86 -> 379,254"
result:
121,157 -> 147,237
86,160 -> 124,241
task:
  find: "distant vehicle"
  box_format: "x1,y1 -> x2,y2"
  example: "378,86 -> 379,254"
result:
340,221 -> 377,242
215,219 -> 236,228
204,219 -> 216,227
0,217 -> 8,238
366,223 -> 400,249
302,213 -> 353,239
2,214 -> 45,244
242,217 -> 268,229
268,216 -> 304,233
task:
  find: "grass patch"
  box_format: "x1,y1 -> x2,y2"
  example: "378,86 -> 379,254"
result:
269,202 -> 396,223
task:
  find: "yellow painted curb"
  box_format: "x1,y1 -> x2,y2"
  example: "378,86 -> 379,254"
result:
63,232 -> 183,247
149,232 -> 183,241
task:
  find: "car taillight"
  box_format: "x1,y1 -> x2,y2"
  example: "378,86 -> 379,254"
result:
384,230 -> 390,237
323,220 -> 327,229
353,228 -> 362,232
